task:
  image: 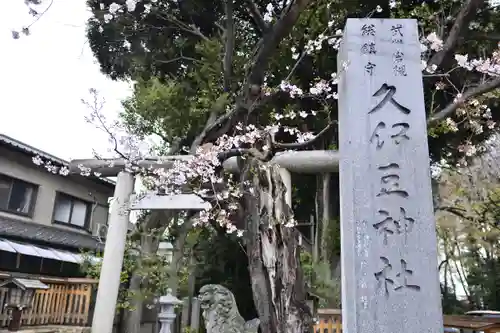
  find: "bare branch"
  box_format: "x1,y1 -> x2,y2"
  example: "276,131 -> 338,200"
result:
155,56 -> 201,64
197,0 -> 312,145
428,0 -> 485,69
190,94 -> 230,153
190,111 -> 219,153
12,0 -> 55,39
247,0 -> 312,86
223,0 -> 235,92
436,206 -> 469,219
153,12 -> 209,41
245,0 -> 269,33
169,137 -> 183,155
218,134 -> 273,163
427,77 -> 500,125
461,32 -> 500,41
273,121 -> 336,150
82,89 -> 129,160
217,147 -> 270,163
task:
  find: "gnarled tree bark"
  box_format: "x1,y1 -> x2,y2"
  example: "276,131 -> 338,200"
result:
242,159 -> 312,333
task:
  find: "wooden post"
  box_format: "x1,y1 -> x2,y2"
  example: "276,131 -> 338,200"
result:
8,308 -> 22,331
338,18 -> 443,333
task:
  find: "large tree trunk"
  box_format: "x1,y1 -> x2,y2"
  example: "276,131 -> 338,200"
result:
242,159 -> 312,333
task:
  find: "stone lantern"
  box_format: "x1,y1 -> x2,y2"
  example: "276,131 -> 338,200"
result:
0,278 -> 49,331
158,288 -> 182,333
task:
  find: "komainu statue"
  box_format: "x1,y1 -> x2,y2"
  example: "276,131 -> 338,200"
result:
198,284 -> 260,333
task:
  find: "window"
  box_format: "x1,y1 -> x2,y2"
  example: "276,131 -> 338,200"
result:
53,193 -> 90,228
0,175 -> 37,216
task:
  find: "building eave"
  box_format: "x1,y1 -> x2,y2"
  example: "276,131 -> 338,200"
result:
0,217 -> 105,252
0,133 -> 115,189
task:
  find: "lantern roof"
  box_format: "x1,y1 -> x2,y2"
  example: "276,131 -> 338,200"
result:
0,278 -> 49,290
159,289 -> 182,305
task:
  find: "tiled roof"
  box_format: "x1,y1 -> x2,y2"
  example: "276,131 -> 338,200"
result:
0,217 -> 104,252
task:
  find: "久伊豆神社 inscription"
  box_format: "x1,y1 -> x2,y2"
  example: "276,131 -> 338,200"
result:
339,19 -> 443,333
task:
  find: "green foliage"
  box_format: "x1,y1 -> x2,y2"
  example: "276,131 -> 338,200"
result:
299,250 -> 341,308
87,0 -> 500,166
120,37 -> 231,145
121,78 -> 204,140
462,187 -> 500,309
193,227 -> 257,319
182,327 -> 200,333
437,166 -> 500,310
80,238 -> 171,311
323,218 -> 341,261
441,284 -> 467,314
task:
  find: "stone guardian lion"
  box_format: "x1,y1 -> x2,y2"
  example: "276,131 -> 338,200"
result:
198,284 -> 260,333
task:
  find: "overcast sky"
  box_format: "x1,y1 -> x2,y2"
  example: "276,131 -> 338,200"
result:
0,0 -> 132,161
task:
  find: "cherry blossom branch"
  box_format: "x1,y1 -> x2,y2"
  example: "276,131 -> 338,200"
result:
25,0 -> 53,28
81,90 -> 129,160
427,76 -> 500,125
428,0 -> 485,69
217,147 -> 271,163
273,121 -> 336,149
218,131 -> 273,162
12,0 -> 54,39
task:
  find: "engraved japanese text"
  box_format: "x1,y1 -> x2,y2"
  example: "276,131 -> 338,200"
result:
361,23 -> 376,36
375,257 -> 421,297
369,84 -> 410,115
377,163 -> 409,198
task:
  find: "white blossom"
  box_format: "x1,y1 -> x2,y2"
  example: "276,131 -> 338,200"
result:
109,3 -> 120,14
426,32 -> 444,51
103,14 -> 113,23
126,0 -> 137,12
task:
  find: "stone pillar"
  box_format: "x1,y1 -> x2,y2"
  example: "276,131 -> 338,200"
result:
338,18 -> 443,333
91,171 -> 135,333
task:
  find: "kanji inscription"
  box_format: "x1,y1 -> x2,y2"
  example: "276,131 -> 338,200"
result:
390,24 -> 404,44
361,23 -> 376,36
376,163 -> 409,198
373,207 -> 415,244
370,122 -> 410,149
394,63 -> 408,76
365,62 -> 376,75
375,257 -> 421,297
368,84 -> 411,115
339,19 -> 443,333
361,42 -> 377,54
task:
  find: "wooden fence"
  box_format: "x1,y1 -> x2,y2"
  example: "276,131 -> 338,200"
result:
314,309 -> 500,333
0,279 -> 95,328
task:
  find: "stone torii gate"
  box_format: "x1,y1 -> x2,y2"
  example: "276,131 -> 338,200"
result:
70,18 -> 441,333
70,152 -> 339,333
